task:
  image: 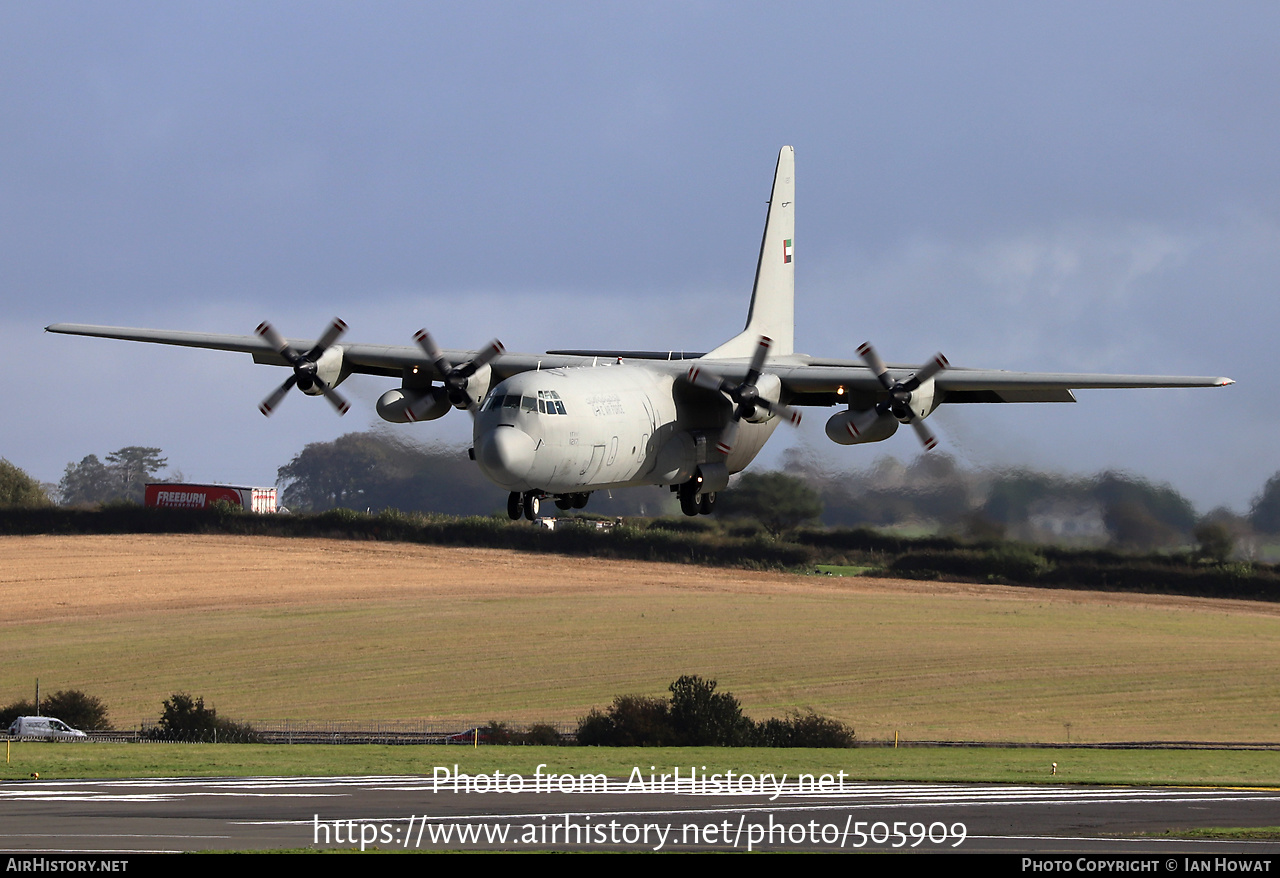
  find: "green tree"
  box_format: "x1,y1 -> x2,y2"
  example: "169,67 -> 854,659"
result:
575,695 -> 675,747
277,432 -> 501,515
150,692 -> 255,742
57,447 -> 168,506
1193,521 -> 1236,563
58,455 -> 117,506
41,690 -> 111,730
104,446 -> 167,503
0,699 -> 37,729
667,675 -> 755,746
0,459 -> 50,507
716,472 -> 823,534
1250,472 -> 1280,534
1094,472 -> 1197,550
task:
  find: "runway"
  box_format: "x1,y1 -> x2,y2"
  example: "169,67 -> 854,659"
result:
2,775 -> 1279,853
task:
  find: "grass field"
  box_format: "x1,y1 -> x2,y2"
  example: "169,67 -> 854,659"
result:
3,534 -> 1280,744
4,742 -> 1279,788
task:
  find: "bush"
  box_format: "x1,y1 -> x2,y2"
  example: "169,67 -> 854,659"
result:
575,675 -> 852,747
147,692 -> 258,743
576,695 -> 676,746
0,459 -> 50,507
519,723 -> 564,745
41,690 -> 112,730
755,711 -> 855,748
0,699 -> 37,729
0,691 -> 111,731
668,675 -> 755,746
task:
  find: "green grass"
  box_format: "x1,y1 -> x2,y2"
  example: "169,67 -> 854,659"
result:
1148,827 -> 1280,840
813,564 -> 877,576
3,743 -> 1278,787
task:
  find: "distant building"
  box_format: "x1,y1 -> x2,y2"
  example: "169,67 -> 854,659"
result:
1026,498 -> 1106,541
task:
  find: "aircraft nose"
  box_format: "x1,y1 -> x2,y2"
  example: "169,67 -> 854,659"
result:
475,425 -> 536,487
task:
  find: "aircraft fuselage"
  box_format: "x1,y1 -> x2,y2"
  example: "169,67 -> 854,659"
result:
472,363 -> 777,495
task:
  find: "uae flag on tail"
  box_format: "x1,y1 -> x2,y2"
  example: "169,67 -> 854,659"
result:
782,238 -> 793,264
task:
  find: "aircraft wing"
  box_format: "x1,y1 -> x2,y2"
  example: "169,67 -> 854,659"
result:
770,360 -> 1233,406
45,324 -> 1233,406
43,323 -> 598,380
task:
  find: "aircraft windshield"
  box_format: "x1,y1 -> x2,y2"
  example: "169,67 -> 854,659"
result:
480,391 -> 567,415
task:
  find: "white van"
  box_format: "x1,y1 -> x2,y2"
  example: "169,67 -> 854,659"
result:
7,716 -> 88,739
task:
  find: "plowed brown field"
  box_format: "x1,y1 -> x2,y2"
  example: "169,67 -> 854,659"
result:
4,534 -> 1278,742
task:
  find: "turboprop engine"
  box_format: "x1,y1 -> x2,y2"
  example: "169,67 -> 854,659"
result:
256,319 -> 351,416
828,342 -> 949,450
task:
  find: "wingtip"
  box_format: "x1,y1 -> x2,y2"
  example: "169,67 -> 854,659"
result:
1216,377 -> 1235,386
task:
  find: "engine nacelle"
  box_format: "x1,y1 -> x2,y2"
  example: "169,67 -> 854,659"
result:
743,374 -> 783,424
377,386 -> 451,423
299,346 -> 345,396
826,408 -> 899,445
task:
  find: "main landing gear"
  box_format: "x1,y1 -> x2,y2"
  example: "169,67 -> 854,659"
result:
678,481 -> 717,517
554,493 -> 590,511
509,490 -> 590,520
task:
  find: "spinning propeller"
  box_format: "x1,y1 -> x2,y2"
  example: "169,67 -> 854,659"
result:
414,330 -> 505,410
856,341 -> 949,450
687,335 -> 802,455
256,319 -> 350,416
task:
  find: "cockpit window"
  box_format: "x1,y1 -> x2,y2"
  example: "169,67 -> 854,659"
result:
483,389 -> 569,415
536,390 -> 567,415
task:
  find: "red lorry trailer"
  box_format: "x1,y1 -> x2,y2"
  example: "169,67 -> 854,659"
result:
144,483 -> 278,513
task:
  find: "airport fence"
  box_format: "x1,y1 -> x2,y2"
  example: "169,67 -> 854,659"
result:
27,720 -> 579,745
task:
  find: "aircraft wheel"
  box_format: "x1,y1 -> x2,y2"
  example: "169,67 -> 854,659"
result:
679,484 -> 700,517
699,492 -> 717,515
572,492 -> 589,509
507,492 -> 523,521
554,496 -> 573,510
524,491 -> 541,520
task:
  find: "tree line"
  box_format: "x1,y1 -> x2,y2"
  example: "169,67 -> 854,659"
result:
6,432 -> 1280,554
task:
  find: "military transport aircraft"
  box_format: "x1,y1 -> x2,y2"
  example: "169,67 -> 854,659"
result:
47,146 -> 1233,520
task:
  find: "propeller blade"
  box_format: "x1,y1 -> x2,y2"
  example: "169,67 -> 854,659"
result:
686,365 -> 726,393
744,335 -> 771,385
259,374 -> 298,416
909,417 -> 938,451
716,418 -> 741,455
859,340 -> 946,450
469,339 -> 506,371
256,322 -> 302,366
257,319 -> 350,417
902,353 -> 949,392
857,341 -> 894,392
315,379 -> 350,416
756,398 -> 803,427
311,318 -> 348,355
414,330 -> 452,375
774,403 -> 803,427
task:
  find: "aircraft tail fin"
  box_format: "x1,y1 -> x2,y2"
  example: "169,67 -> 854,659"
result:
705,145 -> 795,359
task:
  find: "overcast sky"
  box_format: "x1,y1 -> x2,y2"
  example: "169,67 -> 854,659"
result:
3,1 -> 1276,512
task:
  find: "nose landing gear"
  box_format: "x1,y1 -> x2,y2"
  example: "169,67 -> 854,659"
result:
507,490 -> 543,521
